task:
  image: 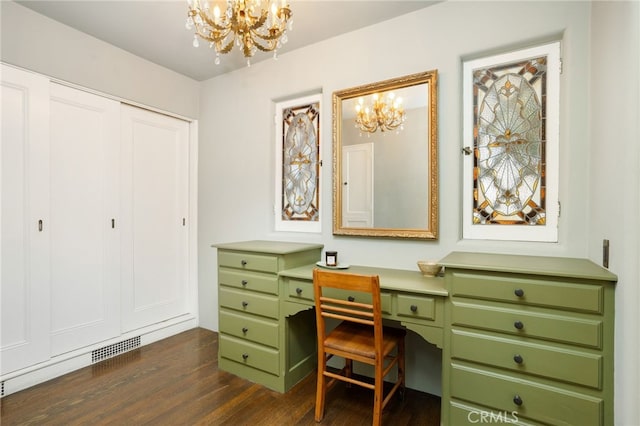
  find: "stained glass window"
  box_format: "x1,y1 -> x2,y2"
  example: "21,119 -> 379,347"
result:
274,94 -> 321,233
463,43 -> 560,241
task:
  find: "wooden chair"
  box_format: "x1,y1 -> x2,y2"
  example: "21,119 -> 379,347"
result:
313,269 -> 406,426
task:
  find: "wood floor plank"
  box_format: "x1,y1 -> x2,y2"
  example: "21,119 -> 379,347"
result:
1,328 -> 440,425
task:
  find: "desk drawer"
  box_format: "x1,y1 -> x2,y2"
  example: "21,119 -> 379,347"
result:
287,279 -> 314,302
220,308 -> 279,348
450,272 -> 603,314
219,286 -> 279,319
451,329 -> 602,389
286,279 -> 391,314
219,268 -> 278,295
450,364 -> 603,426
397,294 -> 437,322
219,334 -> 279,375
218,251 -> 278,274
451,301 -> 602,348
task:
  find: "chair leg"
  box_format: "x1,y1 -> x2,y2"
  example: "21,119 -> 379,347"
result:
345,358 -> 353,387
372,361 -> 383,426
398,338 -> 406,399
315,353 -> 327,422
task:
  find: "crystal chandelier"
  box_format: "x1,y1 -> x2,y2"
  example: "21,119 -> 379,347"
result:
355,92 -> 406,134
185,0 -> 293,66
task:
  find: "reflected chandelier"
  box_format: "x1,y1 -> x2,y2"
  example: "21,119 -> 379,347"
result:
355,92 -> 406,134
186,0 -> 293,66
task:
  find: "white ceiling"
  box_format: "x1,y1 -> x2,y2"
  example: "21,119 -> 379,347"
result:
16,1 -> 438,81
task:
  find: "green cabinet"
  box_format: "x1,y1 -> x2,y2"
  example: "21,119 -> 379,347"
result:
440,252 -> 617,426
214,240 -> 323,392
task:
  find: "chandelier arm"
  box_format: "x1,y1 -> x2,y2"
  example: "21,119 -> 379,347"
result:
247,10 -> 269,31
253,39 -> 277,52
356,118 -> 379,133
195,26 -> 231,44
252,27 -> 286,42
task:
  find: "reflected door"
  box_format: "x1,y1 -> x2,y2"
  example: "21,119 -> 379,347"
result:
342,143 -> 374,227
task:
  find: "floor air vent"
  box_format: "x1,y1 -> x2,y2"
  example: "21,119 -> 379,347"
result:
92,336 -> 141,363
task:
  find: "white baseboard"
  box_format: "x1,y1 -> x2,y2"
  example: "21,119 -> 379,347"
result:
1,315 -> 198,397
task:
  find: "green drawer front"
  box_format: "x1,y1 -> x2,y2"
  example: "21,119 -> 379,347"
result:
287,279 -> 314,302
449,400 -> 539,425
450,272 -> 603,313
219,286 -> 279,319
219,268 -> 278,295
451,329 -> 602,389
451,301 -> 602,349
397,294 -> 436,322
450,364 -> 603,426
218,251 -> 278,273
287,280 -> 390,314
219,309 -> 279,348
219,334 -> 279,375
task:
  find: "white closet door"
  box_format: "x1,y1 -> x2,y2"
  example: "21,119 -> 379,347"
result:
120,105 -> 189,332
49,83 -> 120,355
1,65 -> 51,374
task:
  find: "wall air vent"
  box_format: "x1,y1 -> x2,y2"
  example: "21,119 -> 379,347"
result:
1,380 -> 4,397
91,336 -> 141,363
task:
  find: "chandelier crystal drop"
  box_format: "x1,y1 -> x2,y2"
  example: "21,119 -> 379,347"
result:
355,92 -> 406,134
185,0 -> 293,65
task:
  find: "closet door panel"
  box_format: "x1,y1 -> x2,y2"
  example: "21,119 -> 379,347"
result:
121,105 -> 189,332
49,83 -> 120,355
1,65 -> 51,374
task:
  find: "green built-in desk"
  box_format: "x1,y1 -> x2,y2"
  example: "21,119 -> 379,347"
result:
215,242 -> 616,425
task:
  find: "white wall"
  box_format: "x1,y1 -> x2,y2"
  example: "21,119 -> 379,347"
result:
198,0 -> 600,397
0,1 -> 199,118
588,2 -> 640,425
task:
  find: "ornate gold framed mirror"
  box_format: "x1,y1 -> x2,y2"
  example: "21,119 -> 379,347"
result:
332,70 -> 438,239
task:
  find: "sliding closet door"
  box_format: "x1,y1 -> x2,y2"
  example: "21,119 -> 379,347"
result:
49,83 -> 121,355
1,65 -> 51,374
120,105 -> 190,332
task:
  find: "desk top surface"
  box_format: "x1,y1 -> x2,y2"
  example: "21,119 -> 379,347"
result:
279,263 -> 448,297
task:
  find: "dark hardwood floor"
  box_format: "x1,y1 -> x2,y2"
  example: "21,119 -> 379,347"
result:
1,328 -> 440,425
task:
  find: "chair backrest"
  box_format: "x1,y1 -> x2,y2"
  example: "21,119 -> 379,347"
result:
313,269 -> 383,353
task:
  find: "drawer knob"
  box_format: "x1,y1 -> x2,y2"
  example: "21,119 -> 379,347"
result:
242,353 -> 249,360
347,296 -> 355,302
242,280 -> 248,286
241,260 -> 247,266
513,354 -> 524,364
513,395 -> 523,406
242,301 -> 249,308
514,288 -> 525,297
296,287 -> 303,295
242,327 -> 248,334
514,320 -> 524,330
410,305 -> 418,313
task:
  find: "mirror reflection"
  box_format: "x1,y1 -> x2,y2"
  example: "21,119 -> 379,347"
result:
332,71 -> 438,239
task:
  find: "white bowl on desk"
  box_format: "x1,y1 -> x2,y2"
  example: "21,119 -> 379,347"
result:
417,261 -> 443,277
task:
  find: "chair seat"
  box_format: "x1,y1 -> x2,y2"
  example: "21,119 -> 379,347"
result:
325,322 -> 406,360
